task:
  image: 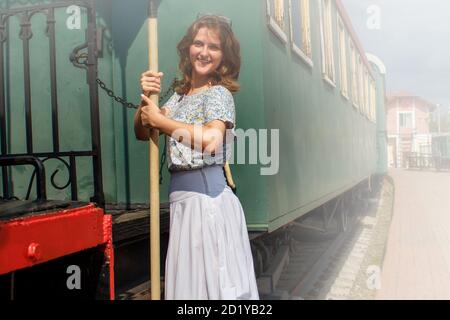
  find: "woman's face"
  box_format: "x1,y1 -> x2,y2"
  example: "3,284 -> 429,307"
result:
189,27 -> 223,80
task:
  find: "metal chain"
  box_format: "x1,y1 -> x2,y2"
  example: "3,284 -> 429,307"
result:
74,52 -> 89,66
96,77 -> 178,185
96,78 -> 139,109
73,49 -> 176,107
96,77 -> 178,109
73,51 -> 178,184
71,50 -> 175,107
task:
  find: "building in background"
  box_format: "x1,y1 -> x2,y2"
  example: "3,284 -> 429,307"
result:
386,92 -> 436,167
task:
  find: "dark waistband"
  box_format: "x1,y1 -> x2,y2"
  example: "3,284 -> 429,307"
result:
169,165 -> 227,197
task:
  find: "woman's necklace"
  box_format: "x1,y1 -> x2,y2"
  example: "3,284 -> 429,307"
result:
188,81 -> 212,96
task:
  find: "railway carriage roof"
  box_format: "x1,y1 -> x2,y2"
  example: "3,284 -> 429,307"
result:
336,0 -> 375,79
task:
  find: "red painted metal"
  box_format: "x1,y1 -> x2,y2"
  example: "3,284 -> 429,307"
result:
0,204 -> 110,276
102,214 -> 115,300
27,242 -> 42,261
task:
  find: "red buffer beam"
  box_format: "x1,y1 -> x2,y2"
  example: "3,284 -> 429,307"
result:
0,204 -> 109,275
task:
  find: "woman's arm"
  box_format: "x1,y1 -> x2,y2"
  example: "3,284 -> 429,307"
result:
134,104 -> 170,141
158,117 -> 225,154
139,94 -> 225,154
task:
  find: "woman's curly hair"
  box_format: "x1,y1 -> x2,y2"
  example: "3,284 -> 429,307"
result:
175,15 -> 241,95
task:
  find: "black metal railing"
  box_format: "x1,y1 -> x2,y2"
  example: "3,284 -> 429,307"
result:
0,1 -> 104,206
406,152 -> 450,170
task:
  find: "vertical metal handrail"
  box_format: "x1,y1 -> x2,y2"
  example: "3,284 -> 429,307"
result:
86,2 -> 104,207
46,7 -> 60,153
69,155 -> 78,201
19,11 -> 33,154
0,13 -> 10,199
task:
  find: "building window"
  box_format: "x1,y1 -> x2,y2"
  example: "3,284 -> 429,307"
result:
338,16 -> 348,98
420,144 -> 431,154
350,41 -> 358,107
399,112 -> 413,128
267,0 -> 288,43
289,0 -> 312,64
320,0 -> 335,83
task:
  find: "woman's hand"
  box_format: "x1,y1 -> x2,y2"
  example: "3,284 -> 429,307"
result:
140,94 -> 164,128
140,70 -> 163,96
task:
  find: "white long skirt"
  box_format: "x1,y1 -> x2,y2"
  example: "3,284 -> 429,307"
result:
165,165 -> 259,300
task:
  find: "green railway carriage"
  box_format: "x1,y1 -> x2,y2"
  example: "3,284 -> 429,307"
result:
0,0 -> 386,297
0,0 -> 386,227
1,0 -> 386,231
367,53 -> 388,175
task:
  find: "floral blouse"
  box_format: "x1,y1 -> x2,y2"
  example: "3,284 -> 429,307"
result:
164,85 -> 236,172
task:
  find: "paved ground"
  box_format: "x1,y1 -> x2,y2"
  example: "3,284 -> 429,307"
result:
305,177 -> 394,300
377,169 -> 450,299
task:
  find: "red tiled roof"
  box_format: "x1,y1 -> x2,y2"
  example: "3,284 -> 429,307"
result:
387,92 -> 437,110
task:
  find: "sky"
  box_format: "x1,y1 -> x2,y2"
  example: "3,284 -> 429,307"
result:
341,0 -> 450,112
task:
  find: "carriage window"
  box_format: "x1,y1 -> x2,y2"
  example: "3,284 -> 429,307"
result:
338,16 -> 348,98
370,80 -> 377,122
320,0 -> 335,84
358,56 -> 364,112
350,41 -> 358,108
267,0 -> 288,43
289,0 -> 312,64
364,71 -> 370,118
274,0 -> 285,29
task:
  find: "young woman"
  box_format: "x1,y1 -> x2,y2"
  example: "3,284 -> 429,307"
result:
134,15 -> 259,300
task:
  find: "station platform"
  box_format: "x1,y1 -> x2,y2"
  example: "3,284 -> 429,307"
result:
377,169 -> 450,299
